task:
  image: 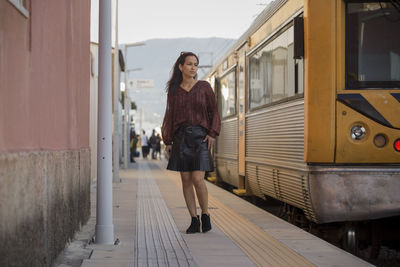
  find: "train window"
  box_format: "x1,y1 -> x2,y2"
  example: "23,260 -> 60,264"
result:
249,25 -> 303,110
295,58 -> 304,95
218,69 -> 236,118
209,75 -> 216,90
346,1 -> 400,89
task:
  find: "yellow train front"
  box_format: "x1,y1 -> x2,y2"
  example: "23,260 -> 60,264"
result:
205,0 -> 400,224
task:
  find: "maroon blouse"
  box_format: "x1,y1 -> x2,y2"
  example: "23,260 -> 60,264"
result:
162,80 -> 221,145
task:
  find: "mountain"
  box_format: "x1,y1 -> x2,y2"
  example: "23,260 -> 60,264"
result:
121,37 -> 235,135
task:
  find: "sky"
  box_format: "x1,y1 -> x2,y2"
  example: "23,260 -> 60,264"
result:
91,0 -> 272,44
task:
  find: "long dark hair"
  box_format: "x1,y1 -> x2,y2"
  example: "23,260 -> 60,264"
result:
166,52 -> 199,94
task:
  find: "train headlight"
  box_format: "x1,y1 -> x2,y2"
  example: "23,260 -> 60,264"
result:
350,125 -> 366,140
394,138 -> 400,152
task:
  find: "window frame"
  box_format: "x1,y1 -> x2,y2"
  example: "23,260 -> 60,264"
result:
217,65 -> 237,119
345,0 -> 400,89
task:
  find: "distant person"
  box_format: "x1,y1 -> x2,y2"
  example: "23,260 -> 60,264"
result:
149,129 -> 157,160
155,134 -> 162,159
141,130 -> 149,159
130,129 -> 138,163
136,135 -> 141,155
162,52 -> 221,234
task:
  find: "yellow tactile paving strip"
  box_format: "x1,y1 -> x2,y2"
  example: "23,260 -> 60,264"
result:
163,168 -> 315,267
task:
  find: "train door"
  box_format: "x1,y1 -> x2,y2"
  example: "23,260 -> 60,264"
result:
234,45 -> 247,195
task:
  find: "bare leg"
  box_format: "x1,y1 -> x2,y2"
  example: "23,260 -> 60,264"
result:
180,172 -> 197,217
191,171 -> 208,215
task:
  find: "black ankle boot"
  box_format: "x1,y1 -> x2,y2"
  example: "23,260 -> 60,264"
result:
186,216 -> 200,234
201,213 -> 212,233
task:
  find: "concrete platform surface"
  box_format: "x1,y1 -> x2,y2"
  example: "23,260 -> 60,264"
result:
54,159 -> 373,267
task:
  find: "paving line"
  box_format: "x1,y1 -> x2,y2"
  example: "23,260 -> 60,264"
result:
215,198 -> 302,262
139,168 -> 176,266
137,180 -> 166,266
135,161 -> 197,267
143,183 -> 167,265
145,167 -> 190,265
162,165 -> 315,267
148,187 -> 178,264
210,197 -> 309,266
212,205 -> 285,266
144,163 -> 198,265
138,165 -> 177,266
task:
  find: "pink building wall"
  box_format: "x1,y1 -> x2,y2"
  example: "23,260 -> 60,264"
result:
0,1 -> 92,266
0,0 -> 90,152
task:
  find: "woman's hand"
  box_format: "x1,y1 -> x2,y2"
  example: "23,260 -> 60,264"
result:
165,145 -> 172,157
203,135 -> 215,150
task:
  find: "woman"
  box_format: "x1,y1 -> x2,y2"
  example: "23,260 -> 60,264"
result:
162,52 -> 221,234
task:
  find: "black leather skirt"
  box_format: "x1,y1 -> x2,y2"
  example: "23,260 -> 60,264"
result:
167,125 -> 214,172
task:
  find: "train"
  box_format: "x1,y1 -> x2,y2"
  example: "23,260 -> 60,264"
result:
204,0 -> 400,226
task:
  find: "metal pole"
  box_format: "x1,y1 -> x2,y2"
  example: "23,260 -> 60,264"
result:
96,0 -> 114,244
123,45 -> 129,169
113,0 -> 120,183
122,42 -> 145,169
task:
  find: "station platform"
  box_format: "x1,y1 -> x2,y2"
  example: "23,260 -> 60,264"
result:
78,159 -> 372,267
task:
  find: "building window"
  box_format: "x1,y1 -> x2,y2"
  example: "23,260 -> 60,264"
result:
346,1 -> 400,89
8,0 -> 29,18
218,69 -> 237,118
249,25 -> 304,110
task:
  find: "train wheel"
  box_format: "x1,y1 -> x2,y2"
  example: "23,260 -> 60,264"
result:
347,228 -> 357,254
342,225 -> 358,255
